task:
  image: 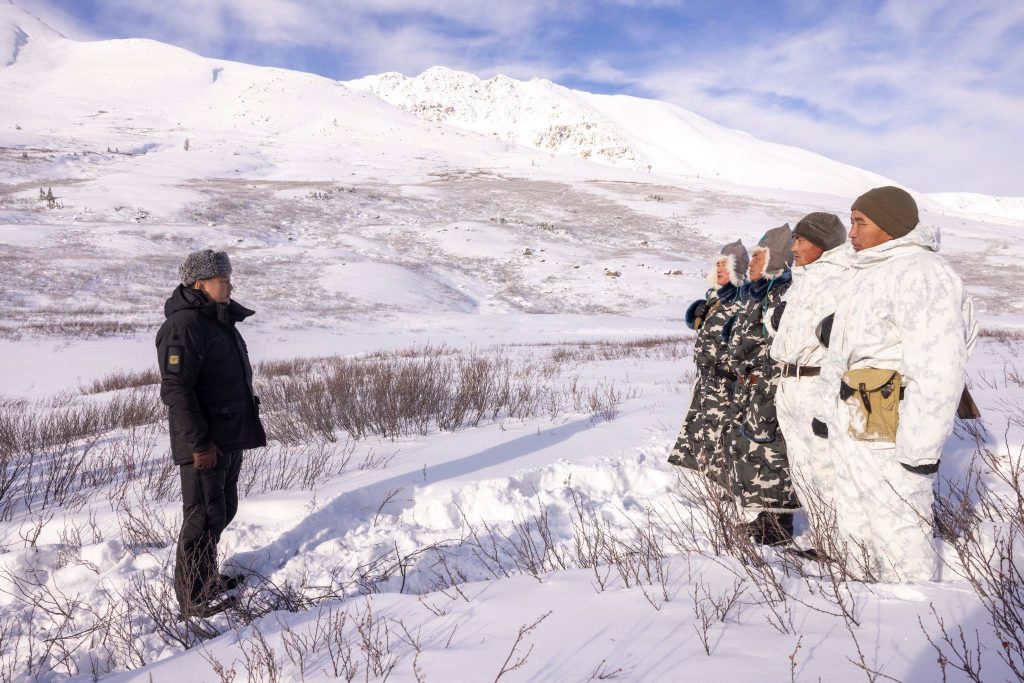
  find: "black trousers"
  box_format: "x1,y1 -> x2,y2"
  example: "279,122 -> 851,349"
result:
174,450 -> 243,608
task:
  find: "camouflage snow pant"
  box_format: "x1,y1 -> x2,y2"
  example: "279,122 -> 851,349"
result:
669,370 -> 734,490
725,375 -> 799,512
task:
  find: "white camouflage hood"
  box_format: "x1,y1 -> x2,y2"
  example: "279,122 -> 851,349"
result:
847,225 -> 940,269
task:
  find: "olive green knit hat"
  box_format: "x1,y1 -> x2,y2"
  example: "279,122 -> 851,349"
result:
794,212 -> 846,251
851,186 -> 919,238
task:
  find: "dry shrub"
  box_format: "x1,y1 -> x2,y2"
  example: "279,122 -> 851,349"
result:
256,345 -> 638,444
81,368 -> 159,394
517,336 -> 693,365
240,441 -> 357,495
20,320 -> 147,339
0,390 -> 163,518
978,327 -> 1024,344
931,424 -> 1024,681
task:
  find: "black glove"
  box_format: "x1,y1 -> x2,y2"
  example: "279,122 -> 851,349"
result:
815,313 -> 835,348
686,299 -> 710,330
721,315 -> 737,343
770,301 -> 787,331
901,461 -> 939,476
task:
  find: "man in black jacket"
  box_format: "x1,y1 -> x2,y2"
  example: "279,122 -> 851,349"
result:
156,249 -> 266,616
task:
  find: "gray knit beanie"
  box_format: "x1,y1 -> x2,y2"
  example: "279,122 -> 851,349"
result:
179,249 -> 232,286
851,186 -> 919,238
755,223 -> 793,275
794,212 -> 846,252
719,239 -> 749,284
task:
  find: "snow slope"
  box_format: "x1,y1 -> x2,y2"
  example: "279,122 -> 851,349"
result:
927,191 -> 1024,226
2,2 -> 1024,682
0,0 -> 62,67
347,67 -> 897,196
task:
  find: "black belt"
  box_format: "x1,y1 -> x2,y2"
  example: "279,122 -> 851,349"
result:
779,363 -> 820,378
714,366 -> 738,383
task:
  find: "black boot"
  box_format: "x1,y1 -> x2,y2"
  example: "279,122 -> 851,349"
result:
746,512 -> 794,546
179,594 -> 238,620
208,572 -> 246,597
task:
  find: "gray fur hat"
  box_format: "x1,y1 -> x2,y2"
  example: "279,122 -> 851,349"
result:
707,239 -> 749,287
753,223 -> 793,277
179,249 -> 232,286
794,212 -> 846,252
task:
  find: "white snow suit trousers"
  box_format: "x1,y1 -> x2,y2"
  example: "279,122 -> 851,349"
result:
830,437 -> 937,582
776,377 -> 836,519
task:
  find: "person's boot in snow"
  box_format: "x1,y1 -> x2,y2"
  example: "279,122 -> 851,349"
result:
213,573 -> 246,595
179,594 -> 238,620
745,511 -> 794,546
785,546 -> 829,562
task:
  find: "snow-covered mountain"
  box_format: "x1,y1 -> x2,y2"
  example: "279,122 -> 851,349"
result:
0,1 -> 400,137
926,191 -> 1024,226
347,67 -> 896,196
0,0 -> 62,67
2,0 -> 883,198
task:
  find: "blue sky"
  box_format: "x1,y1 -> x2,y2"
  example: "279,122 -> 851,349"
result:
18,0 -> 1024,196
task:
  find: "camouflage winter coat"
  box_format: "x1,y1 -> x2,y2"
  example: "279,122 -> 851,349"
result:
723,272 -> 799,511
669,282 -> 743,488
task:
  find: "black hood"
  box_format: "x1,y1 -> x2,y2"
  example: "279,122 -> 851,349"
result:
164,284 -> 254,324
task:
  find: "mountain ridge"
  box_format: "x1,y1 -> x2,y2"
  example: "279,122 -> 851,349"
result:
346,66 -> 897,196
2,0 -> 1022,215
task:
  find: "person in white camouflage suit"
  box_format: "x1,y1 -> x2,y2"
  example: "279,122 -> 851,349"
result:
769,212 -> 850,552
669,240 -> 749,491
822,186 -> 977,582
723,224 -> 797,545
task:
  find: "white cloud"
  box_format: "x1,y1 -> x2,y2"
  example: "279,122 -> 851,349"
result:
617,1 -> 1024,194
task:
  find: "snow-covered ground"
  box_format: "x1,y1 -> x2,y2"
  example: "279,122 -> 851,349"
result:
2,1 -> 1024,681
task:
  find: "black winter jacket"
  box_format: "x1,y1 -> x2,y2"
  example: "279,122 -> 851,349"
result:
155,285 -> 267,465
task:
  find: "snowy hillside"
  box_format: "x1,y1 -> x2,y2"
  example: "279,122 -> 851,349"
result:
0,0 -> 62,67
347,67 -> 897,196
927,191 -> 1024,226
2,2 -> 1024,682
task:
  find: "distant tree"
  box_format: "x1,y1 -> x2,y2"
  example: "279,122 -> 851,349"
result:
40,187 -> 61,209
183,137 -> 191,151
